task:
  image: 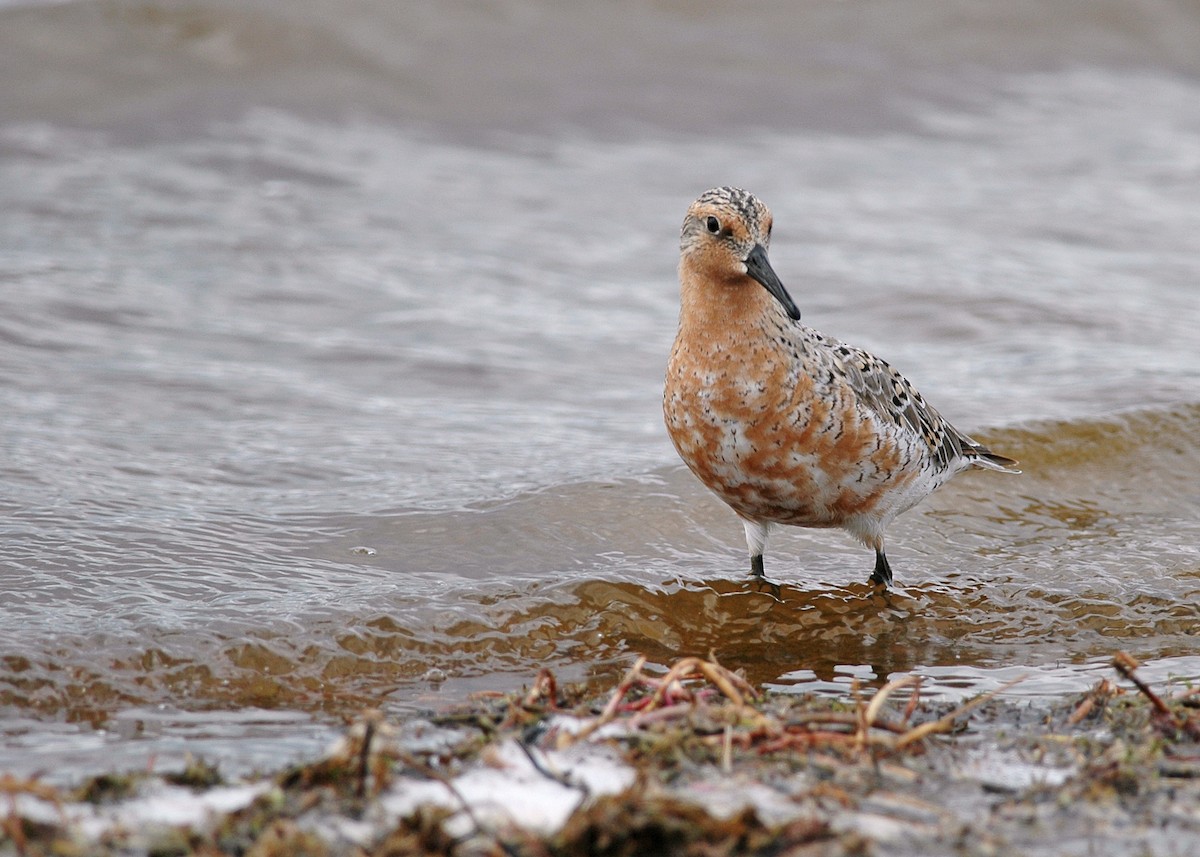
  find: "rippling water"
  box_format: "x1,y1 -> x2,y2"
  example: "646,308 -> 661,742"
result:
2,0 -> 1199,781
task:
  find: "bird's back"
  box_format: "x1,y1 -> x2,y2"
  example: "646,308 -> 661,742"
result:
816,334 -> 1018,477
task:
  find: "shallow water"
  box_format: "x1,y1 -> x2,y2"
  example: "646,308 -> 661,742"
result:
1,0 -> 1199,782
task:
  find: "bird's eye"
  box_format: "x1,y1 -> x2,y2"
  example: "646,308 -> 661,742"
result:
706,216 -> 720,234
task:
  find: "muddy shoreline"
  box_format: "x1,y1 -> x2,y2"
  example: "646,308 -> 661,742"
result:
3,653 -> 1198,856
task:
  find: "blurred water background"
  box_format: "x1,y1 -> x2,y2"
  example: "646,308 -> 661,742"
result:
1,0 -> 1198,782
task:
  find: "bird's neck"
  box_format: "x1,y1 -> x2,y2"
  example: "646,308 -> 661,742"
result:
677,259 -> 778,334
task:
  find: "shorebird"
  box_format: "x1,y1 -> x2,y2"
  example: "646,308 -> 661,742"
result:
663,186 -> 1018,588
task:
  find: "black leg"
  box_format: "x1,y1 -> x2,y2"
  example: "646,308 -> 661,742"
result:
750,554 -> 765,577
869,549 -> 893,587
747,553 -> 780,598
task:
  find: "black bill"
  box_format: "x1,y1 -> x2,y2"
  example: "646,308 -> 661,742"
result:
744,244 -> 801,321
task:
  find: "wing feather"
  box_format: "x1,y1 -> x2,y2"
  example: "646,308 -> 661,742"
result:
828,342 -> 1016,473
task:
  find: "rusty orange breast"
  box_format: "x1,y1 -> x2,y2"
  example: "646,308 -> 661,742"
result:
664,318 -> 915,528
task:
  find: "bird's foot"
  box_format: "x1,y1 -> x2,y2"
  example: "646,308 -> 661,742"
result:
750,554 -> 765,578
868,549 -> 893,588
747,554 -> 781,598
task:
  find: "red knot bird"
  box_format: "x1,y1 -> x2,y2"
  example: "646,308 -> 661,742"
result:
663,186 -> 1018,588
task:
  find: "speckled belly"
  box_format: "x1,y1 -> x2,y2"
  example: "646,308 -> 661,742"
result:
663,359 -> 919,528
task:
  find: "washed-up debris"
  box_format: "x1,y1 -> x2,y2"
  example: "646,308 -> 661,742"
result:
1112,651 -> 1200,741
2,653 -> 1198,856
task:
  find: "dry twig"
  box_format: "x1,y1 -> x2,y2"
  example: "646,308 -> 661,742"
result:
1067,679 -> 1117,726
1112,651 -> 1200,740
892,674 -> 1028,750
522,669 -> 560,710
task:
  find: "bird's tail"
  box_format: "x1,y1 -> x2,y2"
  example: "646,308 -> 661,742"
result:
967,449 -> 1021,474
